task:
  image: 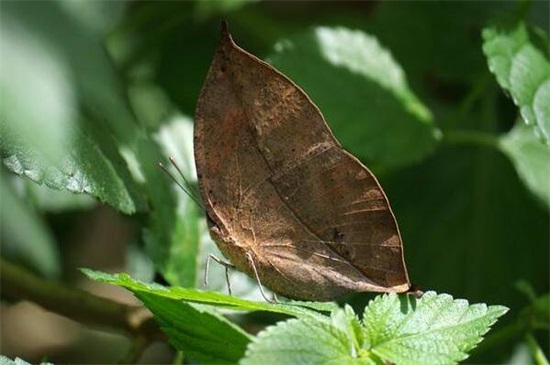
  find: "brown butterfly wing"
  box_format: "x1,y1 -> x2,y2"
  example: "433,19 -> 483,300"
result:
194,23 -> 410,301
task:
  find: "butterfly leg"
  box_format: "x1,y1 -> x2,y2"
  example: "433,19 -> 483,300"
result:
204,254 -> 235,296
246,252 -> 278,303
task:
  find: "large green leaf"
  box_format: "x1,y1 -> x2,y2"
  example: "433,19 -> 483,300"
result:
268,26 -> 440,168
82,269 -> 337,319
483,21 -> 550,146
363,293 -> 507,365
366,2 -> 517,87
0,1 -> 148,215
22,180 -> 95,213
0,14 -> 74,164
1,1 -> 138,144
1,119 -> 147,215
84,270 -> 252,364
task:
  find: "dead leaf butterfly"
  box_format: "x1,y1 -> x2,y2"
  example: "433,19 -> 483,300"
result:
194,22 -> 411,301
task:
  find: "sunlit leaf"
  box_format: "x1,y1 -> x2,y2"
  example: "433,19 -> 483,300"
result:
500,122 -> 550,208
483,21 -> 550,146
268,26 -> 440,168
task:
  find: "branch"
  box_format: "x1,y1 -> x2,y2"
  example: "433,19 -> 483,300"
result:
0,258 -> 165,343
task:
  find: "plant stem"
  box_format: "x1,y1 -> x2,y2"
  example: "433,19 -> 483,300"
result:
118,334 -> 149,365
443,130 -> 500,149
526,332 -> 549,365
0,258 -> 165,357
444,73 -> 492,130
172,351 -> 185,365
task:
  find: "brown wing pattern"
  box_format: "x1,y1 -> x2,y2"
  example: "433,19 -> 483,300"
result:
194,23 -> 410,300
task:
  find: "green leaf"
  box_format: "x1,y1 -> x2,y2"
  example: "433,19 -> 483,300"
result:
0,1 -> 148,215
56,1 -> 126,34
0,14 -> 74,164
0,356 -> 54,365
82,269 -> 336,319
242,292 -> 507,365
83,269 -> 251,363
138,291 -> 251,364
1,1 -> 138,145
331,305 -> 369,361
0,119 -> 147,215
83,269 -> 342,364
23,180 -> 95,212
268,26 -> 440,168
153,116 -> 201,287
366,2 -> 516,86
525,293 -> 550,331
482,22 -> 550,146
194,0 -> 253,18
505,342 -> 536,365
241,317 -> 370,365
137,123 -> 208,288
0,173 -> 60,278
363,292 -> 508,365
137,135 -> 178,278
499,122 -> 550,207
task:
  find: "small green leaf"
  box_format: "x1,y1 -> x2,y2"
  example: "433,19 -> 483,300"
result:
482,22 -> 550,146
363,292 -> 508,365
241,317 -> 370,365
0,355 -> 54,365
268,26 -> 440,168
499,122 -> 550,207
331,305 -> 365,354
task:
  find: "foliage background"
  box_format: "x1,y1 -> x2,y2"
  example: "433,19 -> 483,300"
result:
0,1 -> 548,363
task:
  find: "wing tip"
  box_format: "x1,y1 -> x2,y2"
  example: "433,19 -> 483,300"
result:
220,20 -> 231,42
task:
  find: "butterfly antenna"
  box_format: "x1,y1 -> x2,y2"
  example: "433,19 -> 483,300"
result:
168,157 -> 203,203
158,159 -> 204,211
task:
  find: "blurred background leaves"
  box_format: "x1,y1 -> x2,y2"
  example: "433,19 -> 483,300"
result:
0,0 -> 548,363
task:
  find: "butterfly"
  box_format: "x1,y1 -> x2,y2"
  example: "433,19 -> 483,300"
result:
193,22 -> 411,301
